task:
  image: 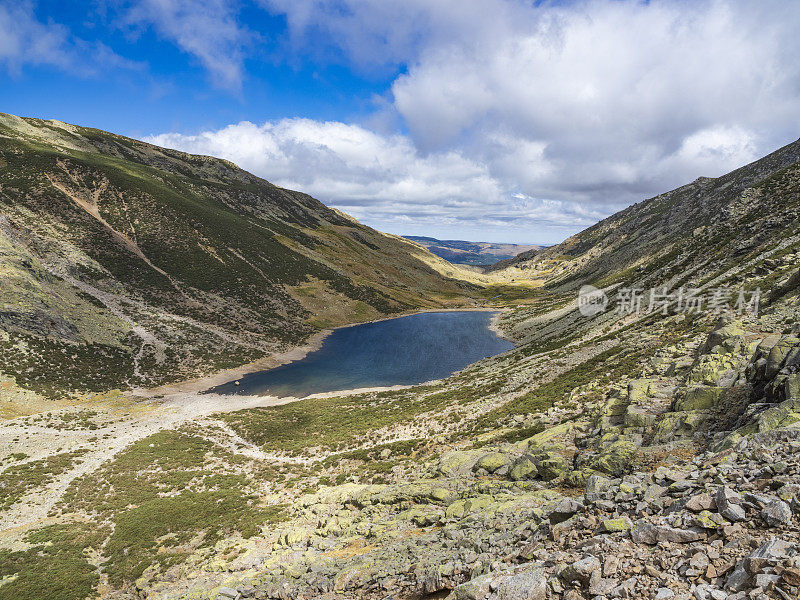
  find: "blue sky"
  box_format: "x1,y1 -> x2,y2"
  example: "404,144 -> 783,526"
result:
3,1 -> 800,244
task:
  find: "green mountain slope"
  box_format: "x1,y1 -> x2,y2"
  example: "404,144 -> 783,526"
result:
0,114 -> 479,396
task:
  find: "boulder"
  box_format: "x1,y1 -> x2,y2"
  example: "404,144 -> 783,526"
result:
623,405 -> 656,428
548,497 -> 583,524
496,566 -> 547,600
449,563 -> 546,600
766,336 -> 800,379
474,452 -> 510,474
761,499 -> 793,527
589,438 -> 638,476
674,386 -> 723,412
685,492 -> 715,513
715,487 -> 746,522
508,455 -> 538,481
703,321 -> 746,354
631,523 -> 703,545
438,450 -> 485,476
584,474 -> 613,501
533,452 -> 570,481
560,556 -> 601,587
744,539 -> 791,574
598,517 -> 633,533
627,379 -> 655,403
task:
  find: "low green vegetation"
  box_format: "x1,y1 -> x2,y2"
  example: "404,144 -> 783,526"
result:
0,522 -> 108,600
221,381 -> 492,454
60,429 -> 287,587
0,450 -> 87,510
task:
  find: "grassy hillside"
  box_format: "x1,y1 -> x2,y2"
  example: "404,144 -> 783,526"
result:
0,114 -> 481,396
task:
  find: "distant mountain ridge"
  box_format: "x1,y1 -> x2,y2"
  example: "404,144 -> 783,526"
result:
404,235 -> 543,265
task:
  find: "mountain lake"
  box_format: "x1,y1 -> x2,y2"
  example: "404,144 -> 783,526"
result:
207,311 -> 513,398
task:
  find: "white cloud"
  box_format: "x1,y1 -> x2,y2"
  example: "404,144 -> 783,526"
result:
114,0 -> 252,90
260,1 -> 800,203
0,1 -> 76,73
146,119 -> 599,242
0,1 -> 142,77
150,0 -> 800,241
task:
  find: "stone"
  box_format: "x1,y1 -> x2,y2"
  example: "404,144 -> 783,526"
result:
496,567 -> 547,600
534,452 -> 570,481
624,405 -> 656,428
675,386 -> 723,411
761,500 -> 793,527
631,523 -> 702,545
452,573 -> 492,600
590,438 -> 638,476
560,556 -> 601,586
781,567 -> 800,586
474,452 -> 510,474
654,466 -> 686,482
704,321 -> 746,354
725,565 -> 750,592
766,336 -> 800,379
585,474 -> 613,501
716,487 -> 746,522
438,450 -> 484,476
549,497 -> 582,523
508,455 -> 539,481
217,588 -> 239,600
655,588 -> 675,600
644,484 -> 667,507
694,510 -> 726,530
599,517 -> 633,533
686,493 -> 715,512
744,539 -> 791,574
754,573 -> 780,588
588,577 -> 618,596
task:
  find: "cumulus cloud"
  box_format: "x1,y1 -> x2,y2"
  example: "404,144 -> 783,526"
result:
150,0 -> 800,241
146,119 -> 594,241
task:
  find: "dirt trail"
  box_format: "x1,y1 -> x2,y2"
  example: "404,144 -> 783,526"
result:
0,390 -> 304,532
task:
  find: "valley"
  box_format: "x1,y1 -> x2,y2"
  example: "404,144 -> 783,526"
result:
1,116 -> 800,600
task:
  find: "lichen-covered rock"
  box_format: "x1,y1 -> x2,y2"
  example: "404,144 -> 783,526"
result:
589,438 -> 638,476
703,321 -> 746,354
437,450 -> 485,476
449,563 -> 546,600
627,378 -> 655,404
474,452 -> 510,474
766,336 -> 800,379
674,386 -> 723,411
508,455 -> 538,481
623,405 -> 656,428
598,517 -> 633,533
584,474 -> 613,501
533,452 -> 570,481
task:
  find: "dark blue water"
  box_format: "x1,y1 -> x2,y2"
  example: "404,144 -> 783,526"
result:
207,311 -> 513,398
